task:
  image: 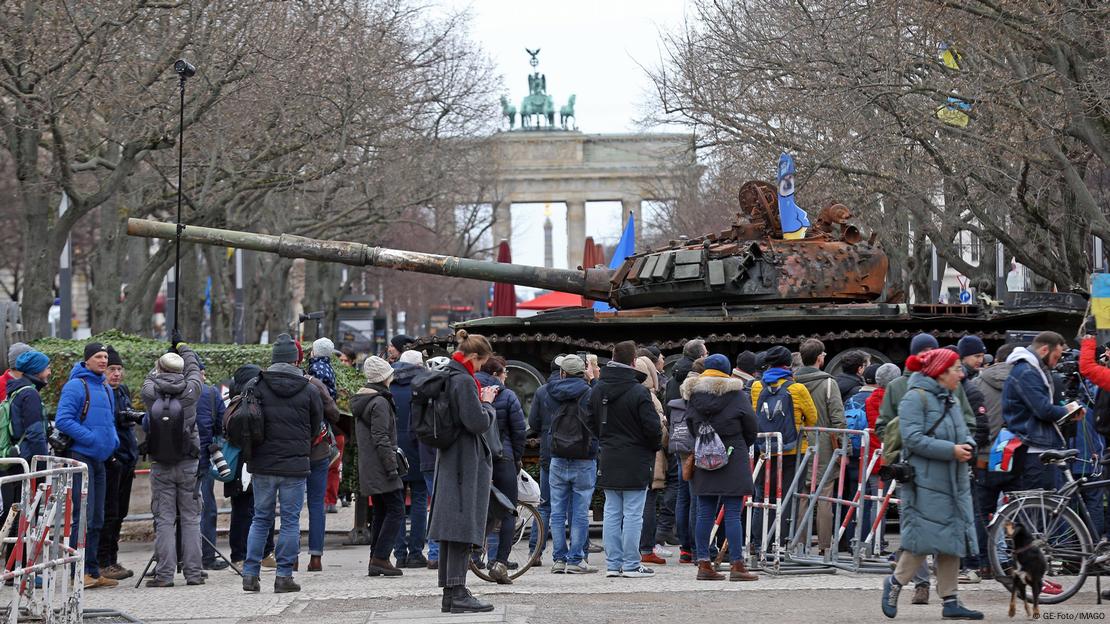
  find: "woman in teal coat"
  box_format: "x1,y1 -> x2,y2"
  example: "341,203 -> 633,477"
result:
881,348 -> 982,621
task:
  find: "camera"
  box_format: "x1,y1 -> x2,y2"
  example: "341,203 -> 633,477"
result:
48,426 -> 73,454
877,461 -> 916,484
117,408 -> 145,427
208,443 -> 231,479
1053,349 -> 1084,402
174,59 -> 196,78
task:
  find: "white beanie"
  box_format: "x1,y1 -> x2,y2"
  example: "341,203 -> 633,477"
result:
362,355 -> 394,384
312,337 -> 335,358
158,352 -> 185,374
399,350 -> 424,366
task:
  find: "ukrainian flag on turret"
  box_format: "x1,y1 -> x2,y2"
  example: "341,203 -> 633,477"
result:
777,153 -> 809,239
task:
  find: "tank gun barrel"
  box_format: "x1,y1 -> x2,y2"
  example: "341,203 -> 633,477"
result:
126,218 -> 613,301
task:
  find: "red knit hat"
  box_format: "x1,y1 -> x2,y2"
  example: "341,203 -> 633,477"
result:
919,348 -> 959,378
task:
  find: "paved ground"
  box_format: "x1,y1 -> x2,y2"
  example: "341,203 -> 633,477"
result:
82,529 -> 1109,624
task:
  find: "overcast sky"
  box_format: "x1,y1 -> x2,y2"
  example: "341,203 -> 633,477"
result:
435,0 -> 689,278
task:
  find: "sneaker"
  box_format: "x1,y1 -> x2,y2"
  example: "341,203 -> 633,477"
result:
550,561 -> 567,574
565,561 -> 597,574
881,576 -> 902,619
100,564 -> 134,580
261,555 -> 277,569
605,569 -> 622,577
144,578 -> 173,588
405,553 -> 429,569
653,544 -> 674,558
274,576 -> 300,593
912,584 -> 929,605
203,560 -> 230,571
941,599 -> 984,620
487,561 -> 513,585
325,504 -> 338,514
957,569 -> 981,584
621,566 -> 655,578
679,551 -> 694,564
587,540 -> 603,554
1042,580 -> 1063,595
340,498 -> 351,507
186,577 -> 205,586
640,552 -> 666,565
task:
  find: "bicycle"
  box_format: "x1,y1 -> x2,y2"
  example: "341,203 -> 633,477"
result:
469,500 -> 546,582
985,448 -> 1110,604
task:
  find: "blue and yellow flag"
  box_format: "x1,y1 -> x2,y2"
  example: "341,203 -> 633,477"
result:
1092,273 -> 1110,333
777,153 -> 809,239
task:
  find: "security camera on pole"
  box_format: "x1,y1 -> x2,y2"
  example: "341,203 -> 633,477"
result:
167,58 -> 195,347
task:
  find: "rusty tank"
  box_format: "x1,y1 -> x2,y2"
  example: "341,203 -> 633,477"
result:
126,180 -> 1085,409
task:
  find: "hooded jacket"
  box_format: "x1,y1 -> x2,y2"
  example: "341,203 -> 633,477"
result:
6,375 -> 47,463
195,384 -> 225,463
351,384 -> 403,495
248,362 -> 324,477
476,371 -> 528,464
590,363 -> 663,490
391,362 -> 423,479
664,355 -> 696,404
686,374 -> 758,498
529,370 -> 583,467
750,370 -> 819,456
56,362 -> 118,462
1079,337 -> 1110,391
545,375 -> 595,461
1002,347 -> 1069,450
141,346 -> 205,461
968,361 -> 1012,457
835,372 -> 864,402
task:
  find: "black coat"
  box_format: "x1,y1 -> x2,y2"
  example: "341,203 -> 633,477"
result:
835,372 -> 864,402
391,363 -> 423,480
591,363 -> 663,490
351,384 -> 403,496
664,356 -> 696,404
686,375 -> 758,498
248,363 -> 324,478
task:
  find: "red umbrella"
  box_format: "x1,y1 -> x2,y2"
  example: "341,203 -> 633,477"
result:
580,237 -> 606,307
492,240 -> 517,316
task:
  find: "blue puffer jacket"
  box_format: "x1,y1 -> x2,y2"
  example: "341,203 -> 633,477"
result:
195,384 -> 224,464
527,371 -> 563,468
56,363 -> 119,462
392,362 -> 423,481
897,373 -> 977,557
475,371 -> 528,464
1002,347 -> 1069,449
6,376 -> 48,464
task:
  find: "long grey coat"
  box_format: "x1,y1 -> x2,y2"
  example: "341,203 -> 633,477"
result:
350,384 -> 403,496
427,359 -> 494,546
897,373 -> 978,557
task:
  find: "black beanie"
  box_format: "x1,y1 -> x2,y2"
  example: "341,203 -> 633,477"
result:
863,363 -> 881,385
390,335 -> 414,352
271,334 -> 299,364
105,346 -> 124,368
84,342 -> 108,362
734,350 -> 758,375
764,345 -> 793,368
231,364 -> 262,398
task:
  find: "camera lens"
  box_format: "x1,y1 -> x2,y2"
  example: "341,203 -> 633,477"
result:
174,59 -> 196,77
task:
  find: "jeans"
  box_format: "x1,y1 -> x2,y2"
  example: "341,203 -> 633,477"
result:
695,495 -> 745,562
602,488 -> 647,572
529,465 -> 551,555
1019,451 -> 1061,491
676,466 -> 695,553
549,458 -> 596,564
423,471 -> 439,561
370,489 -> 405,560
199,469 -> 218,564
99,459 -> 136,567
70,452 -> 106,577
1080,481 -> 1109,539
395,478 -> 428,560
974,466 -> 1015,565
326,433 -> 345,506
307,457 -> 330,556
244,474 -> 305,577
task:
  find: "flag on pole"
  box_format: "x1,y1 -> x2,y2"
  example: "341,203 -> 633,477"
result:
777,153 -> 810,239
1091,273 -> 1110,341
594,212 -> 636,312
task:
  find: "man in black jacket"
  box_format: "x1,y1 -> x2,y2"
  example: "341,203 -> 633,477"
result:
99,347 -> 140,581
592,341 -> 663,578
241,334 -> 323,594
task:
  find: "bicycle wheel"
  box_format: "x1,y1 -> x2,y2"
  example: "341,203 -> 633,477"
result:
987,496 -> 1093,604
470,501 -> 546,582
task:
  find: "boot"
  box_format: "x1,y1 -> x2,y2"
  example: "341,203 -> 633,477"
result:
729,561 -> 758,582
441,587 -> 452,614
941,597 -> 984,620
242,575 -> 260,593
447,586 -> 495,614
274,576 -> 301,593
696,560 -> 724,581
308,555 -> 322,572
368,557 -> 403,577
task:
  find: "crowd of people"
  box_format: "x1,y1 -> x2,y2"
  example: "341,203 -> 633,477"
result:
0,324 -> 1107,619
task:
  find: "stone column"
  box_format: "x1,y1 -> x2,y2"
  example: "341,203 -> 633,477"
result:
492,201 -> 512,247
621,197 -> 643,249
566,200 -> 586,269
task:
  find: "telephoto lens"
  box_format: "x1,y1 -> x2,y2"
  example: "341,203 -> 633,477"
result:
209,443 -> 231,478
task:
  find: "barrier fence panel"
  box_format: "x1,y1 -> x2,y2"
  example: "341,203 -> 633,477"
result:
0,455 -> 87,624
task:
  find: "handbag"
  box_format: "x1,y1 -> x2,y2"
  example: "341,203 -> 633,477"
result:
681,453 -> 695,481
485,484 -> 517,534
395,447 -> 410,476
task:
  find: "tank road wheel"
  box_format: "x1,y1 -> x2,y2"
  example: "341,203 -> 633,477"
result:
505,359 -> 545,416
825,347 -> 892,376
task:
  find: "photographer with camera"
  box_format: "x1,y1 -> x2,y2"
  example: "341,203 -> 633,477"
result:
55,342 -> 120,590
98,347 -> 141,581
880,348 -> 982,621
194,360 -> 227,571
140,341 -> 205,588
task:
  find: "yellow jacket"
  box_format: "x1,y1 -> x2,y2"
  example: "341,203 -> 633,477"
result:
750,378 -> 819,455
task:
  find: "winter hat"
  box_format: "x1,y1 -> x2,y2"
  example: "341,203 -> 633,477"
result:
755,351 -> 767,371
362,355 -> 394,384
271,334 -> 299,364
106,346 -> 124,368
957,335 -> 987,359
231,364 -> 262,397
550,354 -> 566,372
84,342 -> 108,362
863,363 -> 881,385
920,348 -> 959,378
909,333 -> 939,356
559,354 -> 586,376
764,345 -> 793,369
734,350 -> 758,375
7,342 -> 31,367
312,337 -> 335,359
704,353 -> 732,376
158,352 -> 185,374
390,335 -> 414,352
645,345 -> 662,360
15,351 -> 49,376
875,363 -> 901,388
399,350 -> 424,366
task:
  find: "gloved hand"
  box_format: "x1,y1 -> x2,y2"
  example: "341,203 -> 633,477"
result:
171,329 -> 184,352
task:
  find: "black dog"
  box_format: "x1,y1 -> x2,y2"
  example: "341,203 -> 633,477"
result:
1005,521 -> 1047,619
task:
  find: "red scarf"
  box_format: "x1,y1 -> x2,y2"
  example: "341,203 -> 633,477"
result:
452,351 -> 482,391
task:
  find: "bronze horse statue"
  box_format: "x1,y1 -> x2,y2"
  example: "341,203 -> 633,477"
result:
559,94 -> 576,130
500,95 -> 517,130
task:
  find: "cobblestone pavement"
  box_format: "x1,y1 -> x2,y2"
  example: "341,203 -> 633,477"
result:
82,535 -> 1109,624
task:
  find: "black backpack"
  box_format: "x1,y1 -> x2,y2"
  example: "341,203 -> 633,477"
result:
551,397 -> 592,459
410,370 -> 461,449
225,378 -> 264,460
147,392 -> 188,463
